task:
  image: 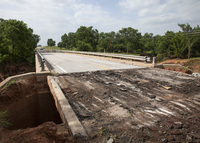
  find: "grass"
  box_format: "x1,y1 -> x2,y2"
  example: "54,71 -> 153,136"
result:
189,57 -> 200,60
43,46 -> 66,50
0,80 -> 15,93
0,110 -> 11,128
181,66 -> 193,71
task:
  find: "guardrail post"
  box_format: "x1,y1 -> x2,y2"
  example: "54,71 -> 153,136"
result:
145,56 -> 147,63
41,59 -> 45,71
152,57 -> 156,65
36,50 -> 45,71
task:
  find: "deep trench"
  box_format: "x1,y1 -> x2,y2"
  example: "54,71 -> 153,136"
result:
7,92 -> 62,130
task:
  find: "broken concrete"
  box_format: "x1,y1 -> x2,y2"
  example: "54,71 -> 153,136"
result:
55,68 -> 200,142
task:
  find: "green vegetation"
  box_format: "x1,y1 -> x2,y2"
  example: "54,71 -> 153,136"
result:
0,18 -> 40,66
56,24 -> 200,62
44,46 -> 64,50
47,38 -> 56,47
0,80 -> 15,93
0,111 -> 11,128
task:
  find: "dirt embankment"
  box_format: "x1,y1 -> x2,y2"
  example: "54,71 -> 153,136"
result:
1,122 -> 76,143
0,62 -> 35,82
161,58 -> 200,73
0,75 -> 77,143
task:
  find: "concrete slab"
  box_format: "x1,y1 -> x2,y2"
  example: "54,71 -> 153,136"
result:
47,76 -> 87,138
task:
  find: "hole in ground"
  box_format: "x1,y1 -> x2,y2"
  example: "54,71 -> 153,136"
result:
7,92 -> 62,130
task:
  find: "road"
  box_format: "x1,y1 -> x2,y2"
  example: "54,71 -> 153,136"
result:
42,53 -> 142,73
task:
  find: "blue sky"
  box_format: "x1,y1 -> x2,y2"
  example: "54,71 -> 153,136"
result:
1,0 -> 200,46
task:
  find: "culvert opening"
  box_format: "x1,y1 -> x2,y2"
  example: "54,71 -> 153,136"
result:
6,92 -> 62,130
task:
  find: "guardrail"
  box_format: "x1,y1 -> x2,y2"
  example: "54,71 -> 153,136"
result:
36,50 -> 45,71
39,50 -> 152,63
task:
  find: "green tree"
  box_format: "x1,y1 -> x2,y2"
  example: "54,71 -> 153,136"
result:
157,31 -> 175,59
75,26 -> 99,51
60,33 -> 68,48
118,27 -> 142,54
0,18 -> 40,64
170,33 -> 187,58
178,23 -> 200,58
97,31 -> 115,53
47,38 -> 56,47
67,32 -> 76,50
141,33 -> 159,56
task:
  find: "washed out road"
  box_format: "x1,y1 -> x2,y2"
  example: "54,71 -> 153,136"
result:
42,53 -> 142,73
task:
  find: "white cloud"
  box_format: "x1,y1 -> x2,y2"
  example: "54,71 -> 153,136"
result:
119,0 -> 200,35
119,0 -> 159,12
0,0 -> 117,45
0,0 -> 200,45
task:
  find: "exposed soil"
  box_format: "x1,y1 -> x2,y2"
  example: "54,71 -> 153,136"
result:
0,75 -> 76,143
0,122 -> 76,143
161,58 -> 200,73
0,62 -> 35,82
56,68 -> 200,142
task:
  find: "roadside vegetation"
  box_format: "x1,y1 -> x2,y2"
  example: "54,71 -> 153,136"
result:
0,18 -> 40,81
54,23 -> 200,62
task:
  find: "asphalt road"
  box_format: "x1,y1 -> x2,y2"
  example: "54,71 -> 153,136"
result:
42,53 -> 142,73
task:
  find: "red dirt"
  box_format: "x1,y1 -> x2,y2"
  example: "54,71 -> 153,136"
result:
0,62 -> 35,82
0,76 -> 76,143
161,58 -> 200,73
0,122 -> 76,143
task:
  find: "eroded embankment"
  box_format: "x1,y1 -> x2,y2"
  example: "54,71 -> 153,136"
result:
0,73 -> 77,143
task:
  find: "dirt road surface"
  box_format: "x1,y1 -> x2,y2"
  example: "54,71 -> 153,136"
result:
56,68 -> 200,142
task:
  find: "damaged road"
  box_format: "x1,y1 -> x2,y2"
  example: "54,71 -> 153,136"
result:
54,68 -> 200,142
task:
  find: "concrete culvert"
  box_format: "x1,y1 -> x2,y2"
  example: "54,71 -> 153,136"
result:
0,73 -> 62,130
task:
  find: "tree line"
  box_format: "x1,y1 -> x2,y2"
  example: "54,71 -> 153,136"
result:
0,18 -> 40,65
51,23 -> 200,61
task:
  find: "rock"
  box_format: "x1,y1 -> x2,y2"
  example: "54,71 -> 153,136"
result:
155,97 -> 162,102
105,82 -> 112,85
73,92 -> 78,96
192,72 -> 200,78
174,121 -> 183,129
107,138 -> 114,143
163,86 -> 172,90
120,88 -> 127,92
148,95 -> 156,99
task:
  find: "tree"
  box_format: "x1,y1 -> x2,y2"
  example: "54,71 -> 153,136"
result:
59,33 -> 68,48
0,18 -> 40,64
67,32 -> 76,50
170,33 -> 187,58
75,26 -> 99,51
118,27 -> 142,53
97,31 -> 116,53
178,23 -> 200,59
47,38 -> 56,47
141,33 -> 159,56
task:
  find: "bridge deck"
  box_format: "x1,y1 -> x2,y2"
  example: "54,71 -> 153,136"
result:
42,53 -> 144,73
55,68 -> 200,142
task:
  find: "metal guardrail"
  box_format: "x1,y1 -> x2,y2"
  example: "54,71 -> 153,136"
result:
39,50 -> 151,63
36,50 -> 45,71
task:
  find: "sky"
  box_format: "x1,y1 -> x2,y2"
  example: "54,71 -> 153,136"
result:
1,0 -> 200,46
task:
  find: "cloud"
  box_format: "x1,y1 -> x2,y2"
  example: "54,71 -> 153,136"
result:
119,0 -> 159,12
0,0 -> 200,45
0,0 -> 116,45
119,0 -> 200,34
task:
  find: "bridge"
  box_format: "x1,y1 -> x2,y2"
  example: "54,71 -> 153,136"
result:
1,49 -> 200,142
